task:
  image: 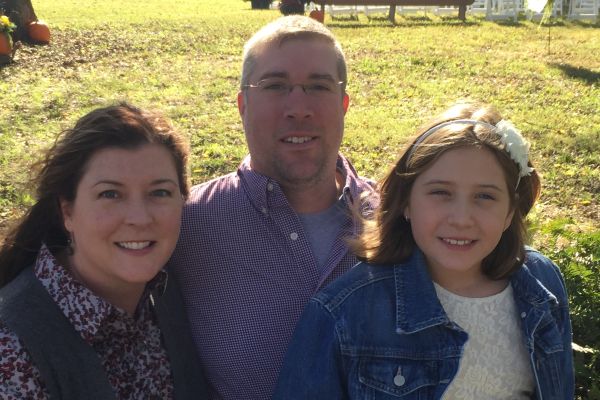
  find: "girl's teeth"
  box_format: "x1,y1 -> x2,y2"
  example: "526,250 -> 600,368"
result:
118,241 -> 151,250
444,239 -> 472,246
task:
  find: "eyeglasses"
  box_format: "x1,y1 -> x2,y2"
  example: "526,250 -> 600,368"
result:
243,78 -> 345,98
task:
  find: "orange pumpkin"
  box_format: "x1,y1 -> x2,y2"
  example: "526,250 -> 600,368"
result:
28,20 -> 51,44
0,33 -> 11,55
309,10 -> 325,23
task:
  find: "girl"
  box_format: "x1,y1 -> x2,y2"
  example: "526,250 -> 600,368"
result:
273,101 -> 574,399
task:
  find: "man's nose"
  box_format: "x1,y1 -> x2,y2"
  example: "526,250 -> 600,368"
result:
284,86 -> 314,119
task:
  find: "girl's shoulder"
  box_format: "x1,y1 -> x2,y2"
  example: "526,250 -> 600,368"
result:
515,247 -> 568,304
523,247 -> 564,282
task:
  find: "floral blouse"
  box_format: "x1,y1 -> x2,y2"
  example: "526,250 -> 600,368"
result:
0,245 -> 174,399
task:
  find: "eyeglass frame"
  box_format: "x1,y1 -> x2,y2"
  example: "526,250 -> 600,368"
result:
242,77 -> 346,98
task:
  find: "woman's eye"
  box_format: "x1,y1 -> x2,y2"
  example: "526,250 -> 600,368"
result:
99,190 -> 119,199
152,189 -> 172,198
430,190 -> 450,196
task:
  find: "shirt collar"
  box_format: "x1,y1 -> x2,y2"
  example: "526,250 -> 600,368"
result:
34,244 -> 167,343
237,153 -> 376,214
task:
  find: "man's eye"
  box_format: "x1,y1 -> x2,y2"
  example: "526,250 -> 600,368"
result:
306,83 -> 332,92
261,81 -> 288,91
99,190 -> 119,199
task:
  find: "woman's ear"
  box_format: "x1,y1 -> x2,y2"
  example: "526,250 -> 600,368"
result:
60,198 -> 73,233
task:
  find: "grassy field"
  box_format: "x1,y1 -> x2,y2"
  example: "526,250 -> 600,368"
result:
1,0 -> 599,396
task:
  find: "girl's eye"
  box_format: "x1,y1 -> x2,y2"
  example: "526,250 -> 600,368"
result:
476,193 -> 496,200
430,190 -> 450,196
151,189 -> 172,198
99,190 -> 119,199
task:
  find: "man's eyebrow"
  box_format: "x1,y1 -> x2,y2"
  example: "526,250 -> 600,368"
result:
256,72 -> 336,82
257,71 -> 288,81
308,73 -> 336,82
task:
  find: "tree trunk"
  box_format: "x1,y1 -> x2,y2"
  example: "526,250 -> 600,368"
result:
0,0 -> 38,42
251,0 -> 271,9
279,0 -> 305,14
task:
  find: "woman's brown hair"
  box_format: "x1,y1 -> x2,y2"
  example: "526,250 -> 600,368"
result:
0,103 -> 190,287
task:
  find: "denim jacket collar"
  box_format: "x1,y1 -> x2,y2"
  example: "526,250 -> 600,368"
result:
393,251 -> 450,334
393,250 -> 559,336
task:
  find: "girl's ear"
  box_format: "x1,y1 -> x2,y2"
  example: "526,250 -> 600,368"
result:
503,208 -> 515,232
403,205 -> 411,221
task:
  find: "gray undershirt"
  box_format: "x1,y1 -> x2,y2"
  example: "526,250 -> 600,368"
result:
298,198 -> 347,273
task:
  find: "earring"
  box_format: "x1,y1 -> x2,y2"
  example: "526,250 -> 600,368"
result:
404,214 -> 410,223
66,233 -> 74,255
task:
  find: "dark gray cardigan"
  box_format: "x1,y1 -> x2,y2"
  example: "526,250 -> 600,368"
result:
0,267 -> 208,399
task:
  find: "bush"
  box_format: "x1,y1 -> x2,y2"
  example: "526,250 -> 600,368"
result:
537,221 -> 600,399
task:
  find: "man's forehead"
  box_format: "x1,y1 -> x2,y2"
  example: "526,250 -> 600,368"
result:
252,38 -> 338,77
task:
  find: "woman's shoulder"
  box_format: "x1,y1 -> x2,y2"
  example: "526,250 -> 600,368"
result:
0,322 -> 47,398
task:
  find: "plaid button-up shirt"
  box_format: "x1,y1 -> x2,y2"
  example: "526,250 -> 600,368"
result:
169,154 -> 377,400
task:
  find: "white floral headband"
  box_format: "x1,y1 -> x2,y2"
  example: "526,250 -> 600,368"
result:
407,119 -> 534,187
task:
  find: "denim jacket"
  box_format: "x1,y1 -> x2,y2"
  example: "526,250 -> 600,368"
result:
273,248 -> 574,400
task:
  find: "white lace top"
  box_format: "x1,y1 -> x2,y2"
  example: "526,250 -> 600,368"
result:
434,283 -> 535,399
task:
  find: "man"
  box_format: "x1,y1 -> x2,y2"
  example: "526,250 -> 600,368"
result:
169,16 -> 377,400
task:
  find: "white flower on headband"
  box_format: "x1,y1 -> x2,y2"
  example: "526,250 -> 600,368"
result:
495,120 -> 534,178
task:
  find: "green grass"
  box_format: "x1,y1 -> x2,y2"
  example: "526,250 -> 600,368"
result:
0,0 -> 599,396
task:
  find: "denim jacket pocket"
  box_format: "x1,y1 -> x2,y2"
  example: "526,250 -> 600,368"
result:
357,357 -> 447,399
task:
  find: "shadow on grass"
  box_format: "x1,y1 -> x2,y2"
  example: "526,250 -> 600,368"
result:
327,14 -> 480,28
569,19 -> 600,28
492,19 -> 526,27
548,62 -> 600,85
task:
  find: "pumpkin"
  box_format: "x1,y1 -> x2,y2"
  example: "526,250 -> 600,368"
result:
28,20 -> 50,44
0,33 -> 11,56
309,10 -> 325,23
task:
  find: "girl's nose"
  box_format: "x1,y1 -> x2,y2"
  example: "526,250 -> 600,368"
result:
447,201 -> 474,228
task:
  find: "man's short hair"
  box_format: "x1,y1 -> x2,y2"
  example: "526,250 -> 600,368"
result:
240,16 -> 347,93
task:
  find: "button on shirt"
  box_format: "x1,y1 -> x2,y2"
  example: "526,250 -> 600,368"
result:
169,154 -> 377,400
0,245 -> 174,399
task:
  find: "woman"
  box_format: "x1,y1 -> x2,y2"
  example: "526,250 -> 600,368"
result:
0,103 -> 207,399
